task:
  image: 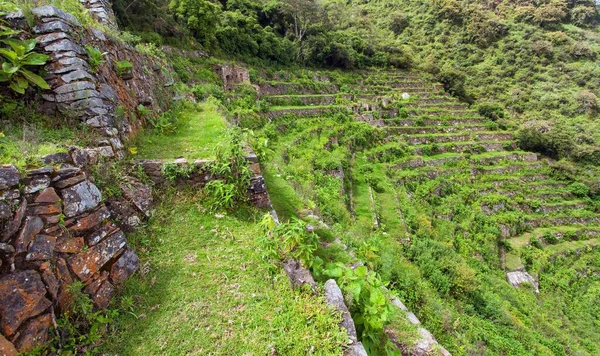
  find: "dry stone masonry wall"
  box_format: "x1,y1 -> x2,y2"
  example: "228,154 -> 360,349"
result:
0,164 -> 140,353
7,5 -> 175,160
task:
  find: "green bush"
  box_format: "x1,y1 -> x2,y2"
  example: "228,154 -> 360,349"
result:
568,182 -> 590,197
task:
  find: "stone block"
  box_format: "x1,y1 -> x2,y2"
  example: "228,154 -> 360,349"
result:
0,165 -> 20,190
0,270 -> 51,336
60,181 -> 102,217
68,230 -> 127,281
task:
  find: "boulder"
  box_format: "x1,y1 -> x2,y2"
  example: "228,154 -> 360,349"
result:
23,175 -> 51,194
60,181 -> 102,217
0,270 -> 51,336
0,165 -> 19,190
506,271 -> 539,293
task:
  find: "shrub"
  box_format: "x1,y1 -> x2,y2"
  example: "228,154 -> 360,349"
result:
191,83 -> 223,101
568,182 -> 590,197
390,12 -> 409,35
0,37 -> 50,94
477,103 -> 505,121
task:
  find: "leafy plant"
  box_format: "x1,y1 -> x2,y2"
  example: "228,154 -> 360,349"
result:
115,60 -> 133,77
0,37 -> 50,94
84,45 -> 106,71
325,263 -> 392,353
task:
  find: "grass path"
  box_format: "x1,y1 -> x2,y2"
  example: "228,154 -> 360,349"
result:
134,102 -> 228,160
100,191 -> 346,355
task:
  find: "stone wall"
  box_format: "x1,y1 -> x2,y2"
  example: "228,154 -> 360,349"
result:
215,65 -> 250,90
0,164 -> 141,353
136,155 -> 272,208
7,6 -> 175,159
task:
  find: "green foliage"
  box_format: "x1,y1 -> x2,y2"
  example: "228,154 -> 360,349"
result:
115,60 -> 133,77
204,128 -> 253,210
258,214 -> 318,270
84,45 -> 106,71
0,34 -> 50,94
325,263 -> 392,353
568,182 -> 590,197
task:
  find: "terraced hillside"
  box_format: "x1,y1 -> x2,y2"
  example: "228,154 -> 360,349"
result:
253,69 -> 600,354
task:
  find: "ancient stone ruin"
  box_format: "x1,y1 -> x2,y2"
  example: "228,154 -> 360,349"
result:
0,164 -> 140,353
215,64 -> 250,90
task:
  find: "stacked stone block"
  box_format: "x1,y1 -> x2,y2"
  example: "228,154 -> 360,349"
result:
0,164 -> 140,353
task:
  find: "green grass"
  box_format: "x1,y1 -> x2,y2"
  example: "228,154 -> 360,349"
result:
0,116 -> 85,168
134,102 -> 228,160
100,190 -> 346,355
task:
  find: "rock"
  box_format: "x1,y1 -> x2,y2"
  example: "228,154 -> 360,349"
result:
14,216 -> 44,254
70,148 -> 90,167
2,200 -> 26,243
506,271 -> 539,293
283,259 -> 316,290
120,179 -> 153,217
0,165 -> 20,190
54,167 -> 81,180
26,235 -> 57,261
390,296 -> 408,312
109,248 -> 139,285
54,173 -> 86,189
31,5 -> 81,26
68,230 -> 127,281
60,181 -> 102,217
344,342 -> 368,356
60,69 -> 95,83
45,39 -> 85,55
0,334 -> 17,356
54,81 -> 96,94
407,311 -> 421,325
24,175 -> 51,194
0,243 -> 15,256
26,168 -> 53,176
26,203 -> 61,216
324,279 -> 357,343
0,189 -> 20,201
107,200 -> 142,232
53,64 -> 91,75
35,188 -> 61,203
11,313 -> 52,353
55,89 -> 100,103
248,176 -> 266,194
68,206 -> 110,233
85,222 -> 118,246
0,270 -> 52,336
55,236 -> 84,253
41,152 -> 71,165
39,262 -> 59,300
34,20 -> 73,34
57,57 -> 90,68
91,280 -> 115,308
0,202 -> 11,220
36,31 -> 69,46
98,84 -> 118,102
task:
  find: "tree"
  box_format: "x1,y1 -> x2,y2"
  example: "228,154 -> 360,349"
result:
169,0 -> 222,47
278,0 -> 325,62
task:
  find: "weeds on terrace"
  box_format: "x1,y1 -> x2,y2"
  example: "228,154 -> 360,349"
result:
205,127 -> 252,211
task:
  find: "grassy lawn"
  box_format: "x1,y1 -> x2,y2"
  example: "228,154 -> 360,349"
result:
101,190 -> 346,355
134,102 -> 228,160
